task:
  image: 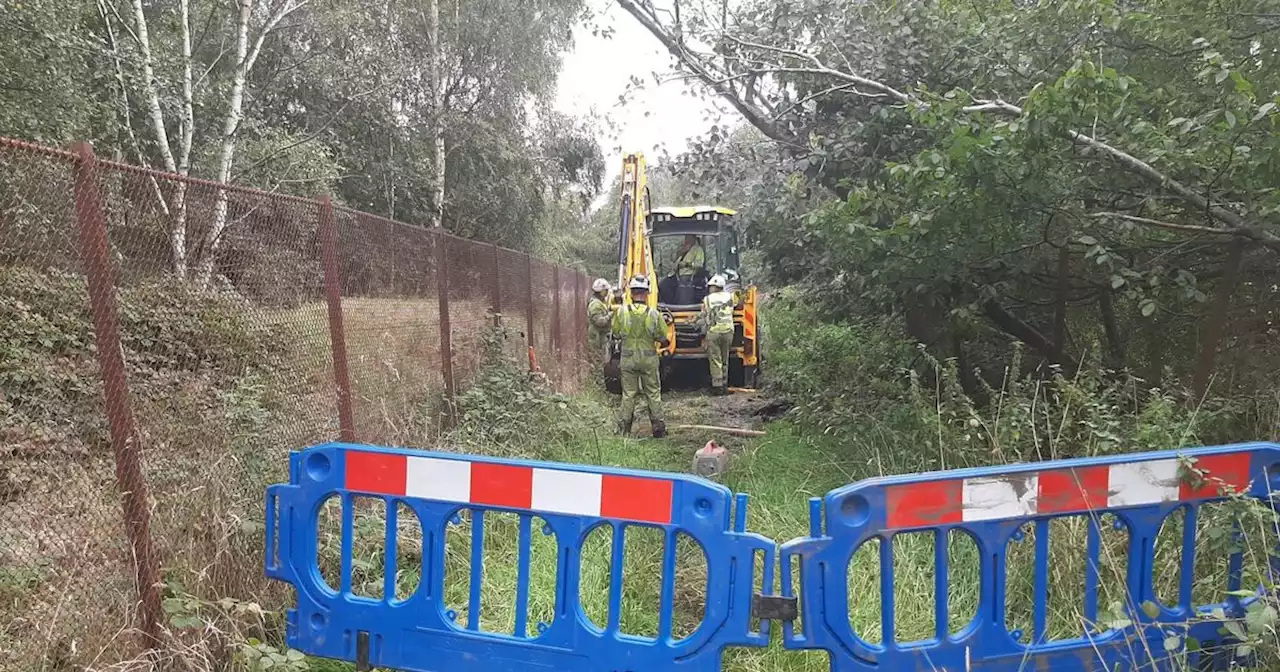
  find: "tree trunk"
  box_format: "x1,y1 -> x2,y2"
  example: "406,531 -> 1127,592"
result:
1098,289 -> 1125,369
196,0 -> 253,288
952,333 -> 989,406
171,0 -> 195,279
1145,319 -> 1164,389
1053,245 -> 1069,362
1190,242 -> 1245,400
128,0 -> 188,277
194,0 -> 304,287
425,0 -> 445,228
982,300 -> 1066,370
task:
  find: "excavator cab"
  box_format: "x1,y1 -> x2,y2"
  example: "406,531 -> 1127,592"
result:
650,206 -> 740,307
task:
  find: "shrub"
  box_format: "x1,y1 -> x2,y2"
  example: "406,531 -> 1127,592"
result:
764,291 -> 1260,474
451,321 -> 571,453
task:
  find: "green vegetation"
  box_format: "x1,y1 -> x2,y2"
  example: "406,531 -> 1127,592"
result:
297,307 -> 1278,671
5,0 -> 1280,669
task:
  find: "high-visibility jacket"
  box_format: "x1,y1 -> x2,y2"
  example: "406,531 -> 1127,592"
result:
700,290 -> 735,334
587,296 -> 612,349
612,303 -> 666,357
674,245 -> 705,277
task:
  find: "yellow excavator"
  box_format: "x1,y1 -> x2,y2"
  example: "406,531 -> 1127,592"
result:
603,152 -> 761,393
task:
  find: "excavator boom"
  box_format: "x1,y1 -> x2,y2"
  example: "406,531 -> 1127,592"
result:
616,153 -> 656,308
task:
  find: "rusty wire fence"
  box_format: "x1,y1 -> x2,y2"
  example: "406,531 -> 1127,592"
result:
0,137 -> 589,670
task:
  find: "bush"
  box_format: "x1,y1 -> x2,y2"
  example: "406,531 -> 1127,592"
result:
451,321 -> 573,453
764,290 -> 919,432
765,292 -> 1263,474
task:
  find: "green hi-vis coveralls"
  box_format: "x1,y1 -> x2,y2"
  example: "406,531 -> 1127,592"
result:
587,295 -> 612,363
675,244 -> 705,278
612,302 -> 666,425
700,290 -> 735,388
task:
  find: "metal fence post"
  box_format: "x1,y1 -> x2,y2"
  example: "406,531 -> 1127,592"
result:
552,266 -> 562,362
525,252 -> 536,370
490,243 -> 501,328
72,141 -> 162,652
437,233 -> 456,420
318,196 -> 356,442
574,272 -> 586,386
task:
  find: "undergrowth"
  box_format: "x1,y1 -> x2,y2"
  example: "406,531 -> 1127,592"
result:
6,265 -> 1279,671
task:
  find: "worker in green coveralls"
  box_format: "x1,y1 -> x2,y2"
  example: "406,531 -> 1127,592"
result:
611,274 -> 669,437
587,278 -> 613,363
699,274 -> 734,395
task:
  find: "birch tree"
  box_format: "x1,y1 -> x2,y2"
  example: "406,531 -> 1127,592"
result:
195,0 -> 309,286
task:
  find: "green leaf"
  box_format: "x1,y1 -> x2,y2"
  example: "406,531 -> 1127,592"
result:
1224,110 -> 1236,128
1140,600 -> 1161,619
1254,102 -> 1276,121
1245,603 -> 1277,631
1141,299 -> 1156,317
1163,635 -> 1181,652
170,615 -> 203,629
1111,275 -> 1125,289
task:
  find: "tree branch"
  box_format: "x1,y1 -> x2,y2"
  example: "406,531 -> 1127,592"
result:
245,0 -> 310,73
1089,212 -> 1280,250
615,0 -> 797,146
614,2 -> 1269,237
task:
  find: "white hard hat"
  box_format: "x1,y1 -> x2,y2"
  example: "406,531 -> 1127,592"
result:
592,278 -> 610,293
628,274 -> 650,291
708,274 -> 726,288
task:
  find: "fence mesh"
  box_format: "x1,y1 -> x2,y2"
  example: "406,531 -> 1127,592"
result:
0,137 -> 589,670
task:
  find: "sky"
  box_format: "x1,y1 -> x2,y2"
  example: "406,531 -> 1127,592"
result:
553,0 -> 728,190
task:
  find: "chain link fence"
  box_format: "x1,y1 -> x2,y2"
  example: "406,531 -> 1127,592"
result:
0,137 -> 590,670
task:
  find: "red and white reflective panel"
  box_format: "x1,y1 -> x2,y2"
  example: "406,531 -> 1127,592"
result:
885,452 -> 1252,529
343,450 -> 674,525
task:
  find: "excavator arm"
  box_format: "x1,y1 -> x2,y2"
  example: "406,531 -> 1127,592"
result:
616,153 -> 657,308
612,153 -> 674,353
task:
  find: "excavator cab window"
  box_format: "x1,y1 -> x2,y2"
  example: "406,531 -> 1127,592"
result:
655,234 -> 711,306
718,223 -> 740,276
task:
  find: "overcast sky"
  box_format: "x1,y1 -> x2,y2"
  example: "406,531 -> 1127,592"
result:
553,0 -> 727,188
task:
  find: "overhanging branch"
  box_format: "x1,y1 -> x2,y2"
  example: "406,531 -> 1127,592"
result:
615,0 -> 797,146
614,0 -> 1266,236
1089,212 -> 1280,250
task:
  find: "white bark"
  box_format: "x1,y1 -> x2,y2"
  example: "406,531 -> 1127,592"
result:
97,0 -> 170,217
128,0 -> 177,173
171,0 -> 195,279
127,0 -> 190,277
425,0 -> 446,228
196,0 -> 309,287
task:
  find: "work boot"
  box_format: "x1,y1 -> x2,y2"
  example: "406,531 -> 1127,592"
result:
617,419 -> 633,436
651,420 -> 667,439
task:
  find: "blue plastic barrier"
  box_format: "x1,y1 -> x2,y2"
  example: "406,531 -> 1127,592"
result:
780,442 -> 1280,671
268,442 -> 1280,670
265,442 -> 777,671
